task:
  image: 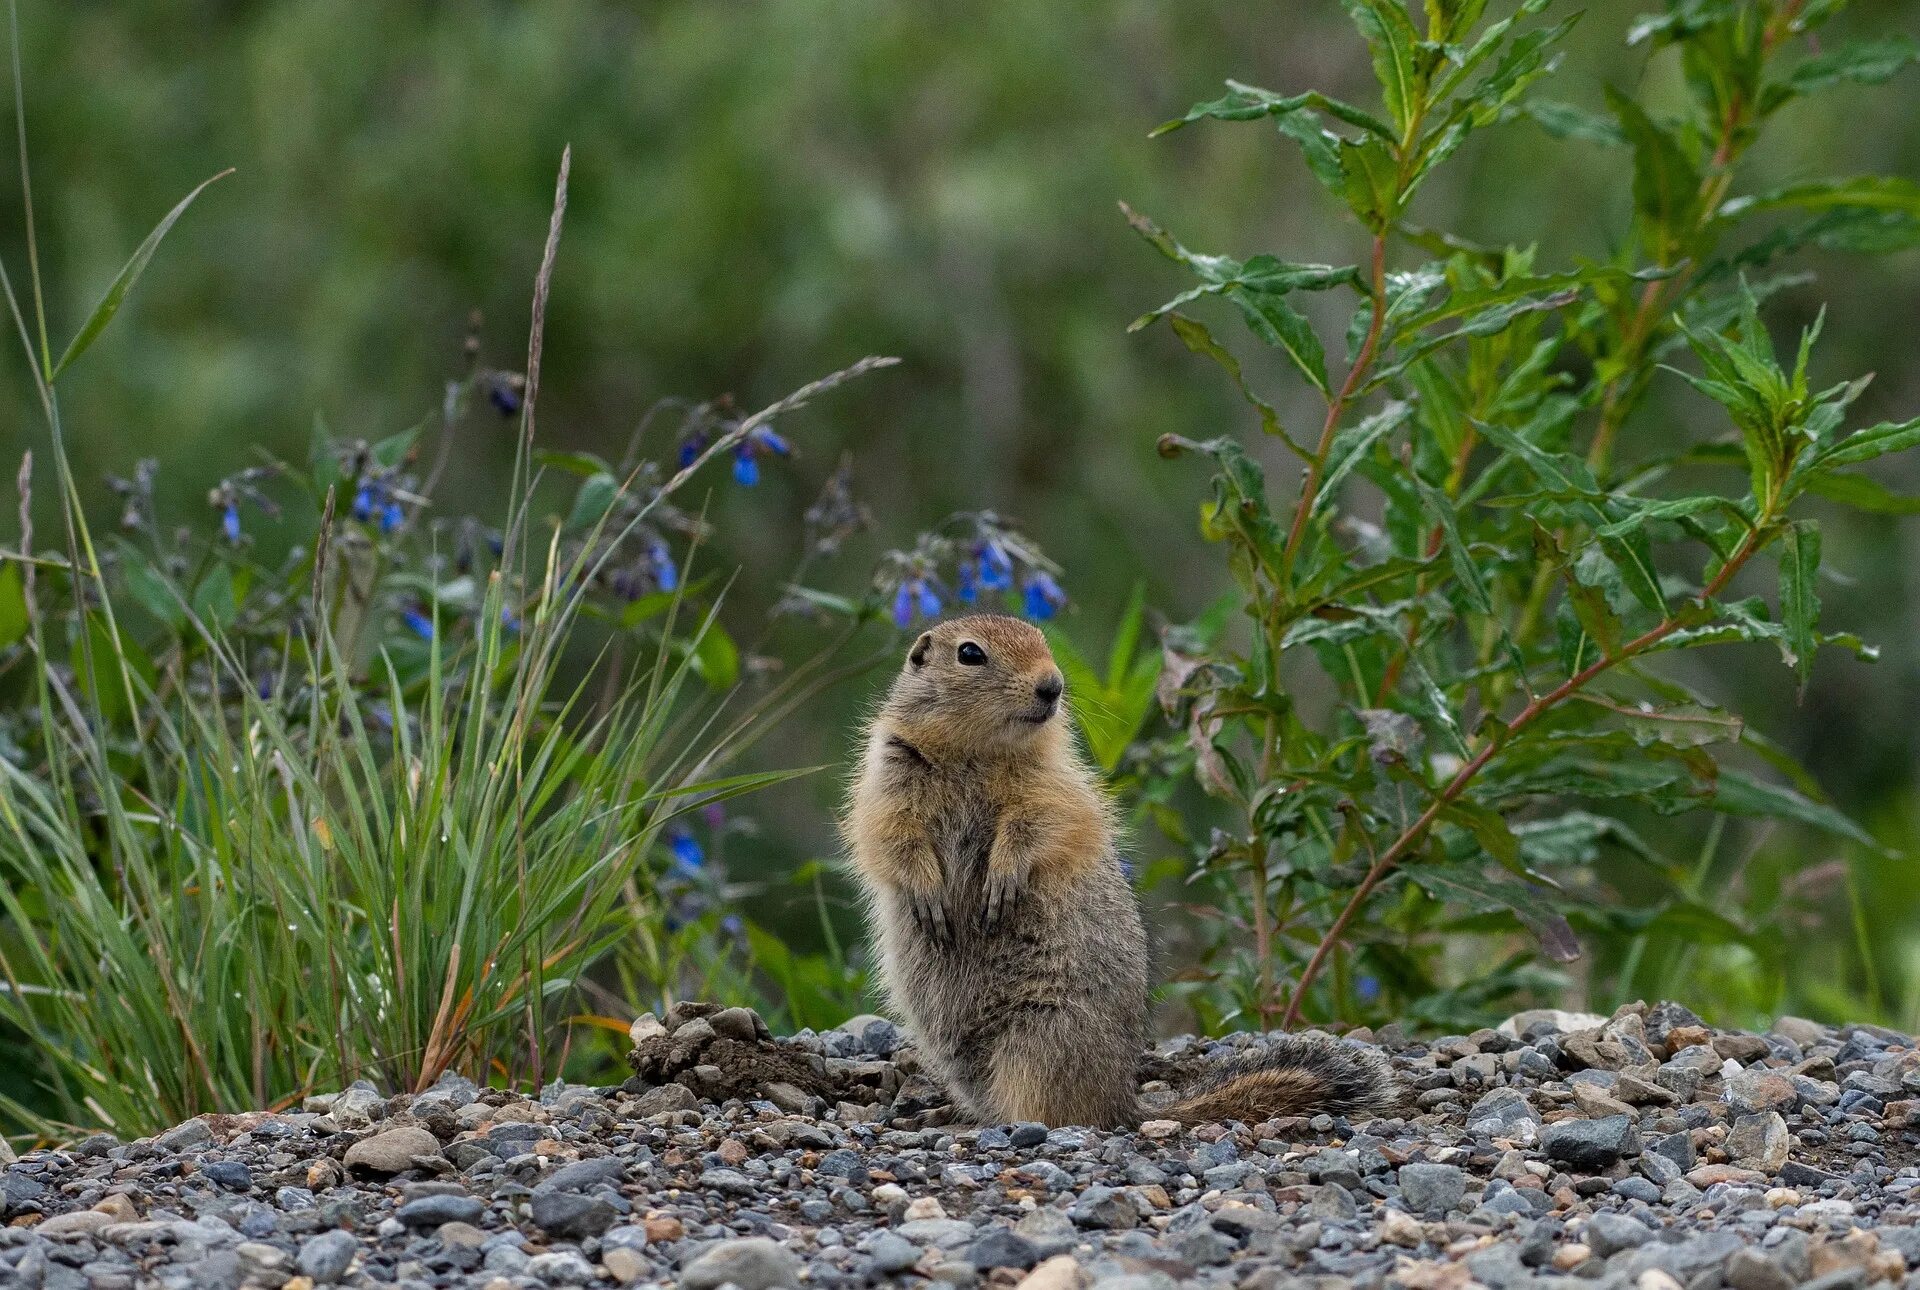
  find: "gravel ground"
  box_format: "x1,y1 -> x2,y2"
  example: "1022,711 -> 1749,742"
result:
3,1000 -> 1919,1290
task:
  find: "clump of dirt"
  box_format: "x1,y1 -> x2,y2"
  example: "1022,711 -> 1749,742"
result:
626,1001 -> 852,1106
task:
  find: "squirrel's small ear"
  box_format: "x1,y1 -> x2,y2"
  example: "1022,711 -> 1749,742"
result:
908,632 -> 933,667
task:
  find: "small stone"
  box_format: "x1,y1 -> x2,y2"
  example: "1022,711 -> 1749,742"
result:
903,1196 -> 949,1221
1727,1248 -> 1797,1290
531,1189 -> 617,1238
1138,1119 -> 1180,1140
35,1210 -> 116,1238
1553,1244 -> 1592,1271
680,1237 -> 803,1290
1381,1209 -> 1425,1247
343,1125 -> 441,1174
395,1193 -> 483,1228
437,1221 -> 490,1248
1067,1186 -> 1138,1230
528,1250 -> 597,1285
603,1246 -> 649,1284
1727,1111 -> 1790,1173
867,1232 -> 921,1275
155,1119 -> 215,1153
1542,1114 -> 1640,1170
297,1230 -> 360,1284
1310,1183 -> 1358,1221
1638,1272 -> 1684,1290
1726,1070 -> 1799,1117
1586,1212 -> 1655,1257
307,1158 -> 345,1190
1573,1084 -> 1638,1119
966,1228 -> 1040,1270
643,1212 -> 686,1243
1016,1255 -> 1087,1290
633,1083 -> 699,1117
1399,1163 -> 1466,1215
200,1160 -> 253,1191
1772,1016 -> 1828,1047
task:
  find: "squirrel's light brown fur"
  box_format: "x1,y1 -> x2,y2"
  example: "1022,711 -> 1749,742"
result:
842,613 -> 1397,1129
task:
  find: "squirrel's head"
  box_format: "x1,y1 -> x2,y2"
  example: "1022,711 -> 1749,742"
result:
884,614 -> 1068,754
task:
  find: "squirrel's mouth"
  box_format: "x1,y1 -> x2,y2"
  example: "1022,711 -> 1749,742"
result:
1017,698 -> 1059,725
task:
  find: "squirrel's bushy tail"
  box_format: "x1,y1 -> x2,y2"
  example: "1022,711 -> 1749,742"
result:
1156,1035 -> 1400,1126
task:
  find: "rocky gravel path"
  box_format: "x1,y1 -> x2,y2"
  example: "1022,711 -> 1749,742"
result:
3,1000 -> 1918,1290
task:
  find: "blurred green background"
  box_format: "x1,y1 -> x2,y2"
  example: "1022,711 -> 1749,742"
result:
4,0 -> 1919,1027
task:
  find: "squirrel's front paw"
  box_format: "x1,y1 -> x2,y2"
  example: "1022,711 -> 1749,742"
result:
904,886 -> 952,943
981,866 -> 1026,929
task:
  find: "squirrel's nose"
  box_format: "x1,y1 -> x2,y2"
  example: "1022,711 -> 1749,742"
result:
1034,673 -> 1063,705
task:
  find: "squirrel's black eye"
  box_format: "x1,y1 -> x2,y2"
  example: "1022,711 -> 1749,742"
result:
956,641 -> 988,666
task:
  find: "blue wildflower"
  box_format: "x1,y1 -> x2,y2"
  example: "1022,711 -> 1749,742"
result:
485,372 -> 523,417
221,504 -> 241,544
668,829 -> 704,877
677,431 -> 709,469
977,541 -> 1014,591
720,914 -> 745,937
1022,571 -> 1065,621
730,425 -> 789,486
917,581 -> 942,619
891,582 -> 915,629
380,499 -> 405,534
956,561 -> 978,603
500,607 -> 521,635
652,542 -> 679,592
401,606 -> 434,640
351,484 -> 376,522
1356,974 -> 1381,1003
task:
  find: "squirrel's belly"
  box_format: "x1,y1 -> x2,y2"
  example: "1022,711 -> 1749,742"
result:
874,867 -> 1149,1119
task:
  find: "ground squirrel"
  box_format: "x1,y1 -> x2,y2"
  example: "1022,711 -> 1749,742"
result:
842,613 -> 1398,1128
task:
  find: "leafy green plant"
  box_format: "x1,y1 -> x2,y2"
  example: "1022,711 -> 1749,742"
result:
1132,0 -> 1918,1030
0,71 -> 901,1131
1046,583 -> 1163,773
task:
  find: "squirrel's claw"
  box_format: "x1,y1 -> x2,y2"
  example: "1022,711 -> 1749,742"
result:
981,869 -> 1025,929
907,888 -> 951,943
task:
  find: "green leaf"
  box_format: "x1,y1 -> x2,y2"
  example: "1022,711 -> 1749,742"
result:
0,560 -> 26,649
1606,87 -> 1700,262
535,450 -> 615,478
1809,417 -> 1920,470
1165,314 -> 1303,456
689,621 -> 739,690
1340,135 -> 1403,233
1776,36 -> 1919,104
1123,205 -> 1347,394
371,425 -> 421,469
1779,520 -> 1820,690
1803,470 -> 1920,513
566,472 -> 621,531
1512,810 -> 1655,866
1406,863 -> 1583,962
1712,769 -> 1885,853
1512,98 -> 1625,145
1151,81 -> 1396,142
1415,479 -> 1491,614
1315,401 -> 1411,517
1340,0 -> 1421,135
1720,175 -> 1920,223
49,169 -> 232,382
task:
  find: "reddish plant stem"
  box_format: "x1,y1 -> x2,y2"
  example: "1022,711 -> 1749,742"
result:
1280,524 -> 1767,1028
1280,235 -> 1390,579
